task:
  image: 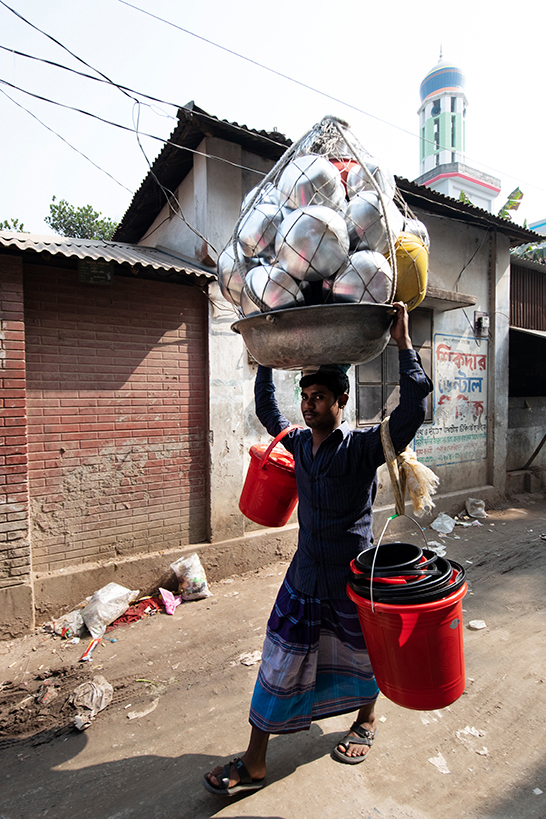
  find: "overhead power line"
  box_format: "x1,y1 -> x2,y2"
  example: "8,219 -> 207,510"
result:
0,85 -> 133,192
0,0 -> 136,102
0,76 -> 274,178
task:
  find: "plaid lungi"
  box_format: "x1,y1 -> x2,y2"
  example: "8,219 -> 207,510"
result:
249,575 -> 379,734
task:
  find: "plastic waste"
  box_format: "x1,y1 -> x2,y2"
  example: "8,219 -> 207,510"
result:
159,587 -> 182,615
468,620 -> 487,630
71,675 -> 113,730
82,583 -> 140,639
170,553 -> 212,601
51,609 -> 86,639
465,498 -> 488,518
428,752 -> 450,774
430,512 -> 456,535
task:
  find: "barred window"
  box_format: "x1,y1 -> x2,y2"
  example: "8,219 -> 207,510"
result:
356,308 -> 433,425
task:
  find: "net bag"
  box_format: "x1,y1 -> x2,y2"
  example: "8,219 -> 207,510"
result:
217,116 -> 429,316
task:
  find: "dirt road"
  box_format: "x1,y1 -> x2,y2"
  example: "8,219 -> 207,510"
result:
1,494 -> 546,819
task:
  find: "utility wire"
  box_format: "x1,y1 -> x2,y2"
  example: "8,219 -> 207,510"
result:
0,43 -> 289,150
0,0 -> 136,102
132,100 -> 217,253
0,85 -> 132,192
115,0 -> 546,200
0,44 -> 177,118
0,76 -> 270,178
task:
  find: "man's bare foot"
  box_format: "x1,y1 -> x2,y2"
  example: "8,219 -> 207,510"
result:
334,719 -> 377,763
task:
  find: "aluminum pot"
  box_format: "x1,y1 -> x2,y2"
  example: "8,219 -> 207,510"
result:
241,264 -> 305,314
403,218 -> 430,249
346,158 -> 395,201
386,202 -> 405,239
346,191 -> 390,253
238,203 -> 282,258
217,243 -> 256,306
277,154 -> 346,211
325,250 -> 393,304
232,303 -> 395,369
275,205 -> 350,281
241,182 -> 282,212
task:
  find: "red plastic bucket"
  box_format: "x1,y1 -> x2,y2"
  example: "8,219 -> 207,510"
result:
330,158 -> 359,194
239,426 -> 301,527
347,578 -> 467,710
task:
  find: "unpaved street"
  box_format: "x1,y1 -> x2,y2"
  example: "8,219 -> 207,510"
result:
1,495 -> 546,819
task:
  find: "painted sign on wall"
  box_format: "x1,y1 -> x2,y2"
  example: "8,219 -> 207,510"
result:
414,333 -> 488,466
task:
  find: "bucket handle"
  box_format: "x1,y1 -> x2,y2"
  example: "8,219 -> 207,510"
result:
369,512 -> 431,612
259,425 -> 303,470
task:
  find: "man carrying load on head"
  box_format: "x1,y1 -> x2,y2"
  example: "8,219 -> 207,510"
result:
203,302 -> 432,796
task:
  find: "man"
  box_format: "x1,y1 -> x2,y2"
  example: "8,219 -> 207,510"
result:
203,302 -> 432,796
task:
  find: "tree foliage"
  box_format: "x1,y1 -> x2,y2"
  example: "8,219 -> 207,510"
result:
0,217 -> 27,232
44,196 -> 118,240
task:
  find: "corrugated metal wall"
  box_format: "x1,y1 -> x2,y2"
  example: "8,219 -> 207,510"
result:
510,263 -> 546,330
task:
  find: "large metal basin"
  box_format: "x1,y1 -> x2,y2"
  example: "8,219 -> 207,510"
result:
231,303 -> 395,370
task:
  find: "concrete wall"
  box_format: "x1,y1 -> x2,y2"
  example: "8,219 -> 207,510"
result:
507,397 -> 546,474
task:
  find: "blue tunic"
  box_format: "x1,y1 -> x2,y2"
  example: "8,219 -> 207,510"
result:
254,350 -> 432,599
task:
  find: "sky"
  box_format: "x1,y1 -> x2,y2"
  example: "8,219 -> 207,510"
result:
0,0 -> 545,237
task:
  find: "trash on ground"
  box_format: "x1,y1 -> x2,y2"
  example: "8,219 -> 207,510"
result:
79,638 -> 101,662
82,583 -> 140,639
36,679 -> 59,706
465,498 -> 488,518
425,541 -> 447,556
457,725 -> 486,741
71,674 -> 113,730
107,596 -> 163,630
430,513 -> 456,534
126,698 -> 159,720
534,788 -> 544,795
170,553 -> 212,601
468,620 -> 487,630
159,587 -> 182,615
238,650 -> 262,666
47,608 -> 87,639
428,752 -> 450,774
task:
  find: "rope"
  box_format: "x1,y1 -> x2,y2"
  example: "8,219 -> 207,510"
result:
380,417 -> 440,518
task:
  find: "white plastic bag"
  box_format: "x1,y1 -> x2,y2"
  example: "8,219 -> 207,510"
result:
82,582 -> 139,639
170,553 -> 211,601
465,498 -> 488,518
52,608 -> 86,638
430,512 -> 456,535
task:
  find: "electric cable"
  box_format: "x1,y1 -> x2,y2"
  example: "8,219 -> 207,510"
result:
132,100 -> 217,254
114,0 -> 545,198
0,0 -> 137,103
0,76 -> 271,179
0,85 -> 132,193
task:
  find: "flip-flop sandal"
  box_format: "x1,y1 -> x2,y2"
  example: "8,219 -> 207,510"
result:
332,722 -> 378,765
202,757 -> 265,796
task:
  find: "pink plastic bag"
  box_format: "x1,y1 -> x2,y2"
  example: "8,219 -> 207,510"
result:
159,587 -> 182,615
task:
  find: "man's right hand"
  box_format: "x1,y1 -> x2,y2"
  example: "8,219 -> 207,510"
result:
390,302 -> 413,350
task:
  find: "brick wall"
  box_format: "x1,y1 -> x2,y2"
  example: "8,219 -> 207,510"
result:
0,255 -> 31,592
24,265 -> 208,574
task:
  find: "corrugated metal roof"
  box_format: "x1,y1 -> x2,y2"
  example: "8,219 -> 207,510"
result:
510,326 -> 546,340
0,231 -> 215,284
114,102 -> 542,249
396,177 -> 541,246
114,102 -> 291,244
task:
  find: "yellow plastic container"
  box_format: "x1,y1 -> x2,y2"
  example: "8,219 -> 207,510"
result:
390,232 -> 428,311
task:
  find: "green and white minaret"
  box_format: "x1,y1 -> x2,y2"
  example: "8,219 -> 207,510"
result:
415,54 -> 500,212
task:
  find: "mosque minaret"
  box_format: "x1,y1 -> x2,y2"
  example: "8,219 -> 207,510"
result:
415,53 -> 501,213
